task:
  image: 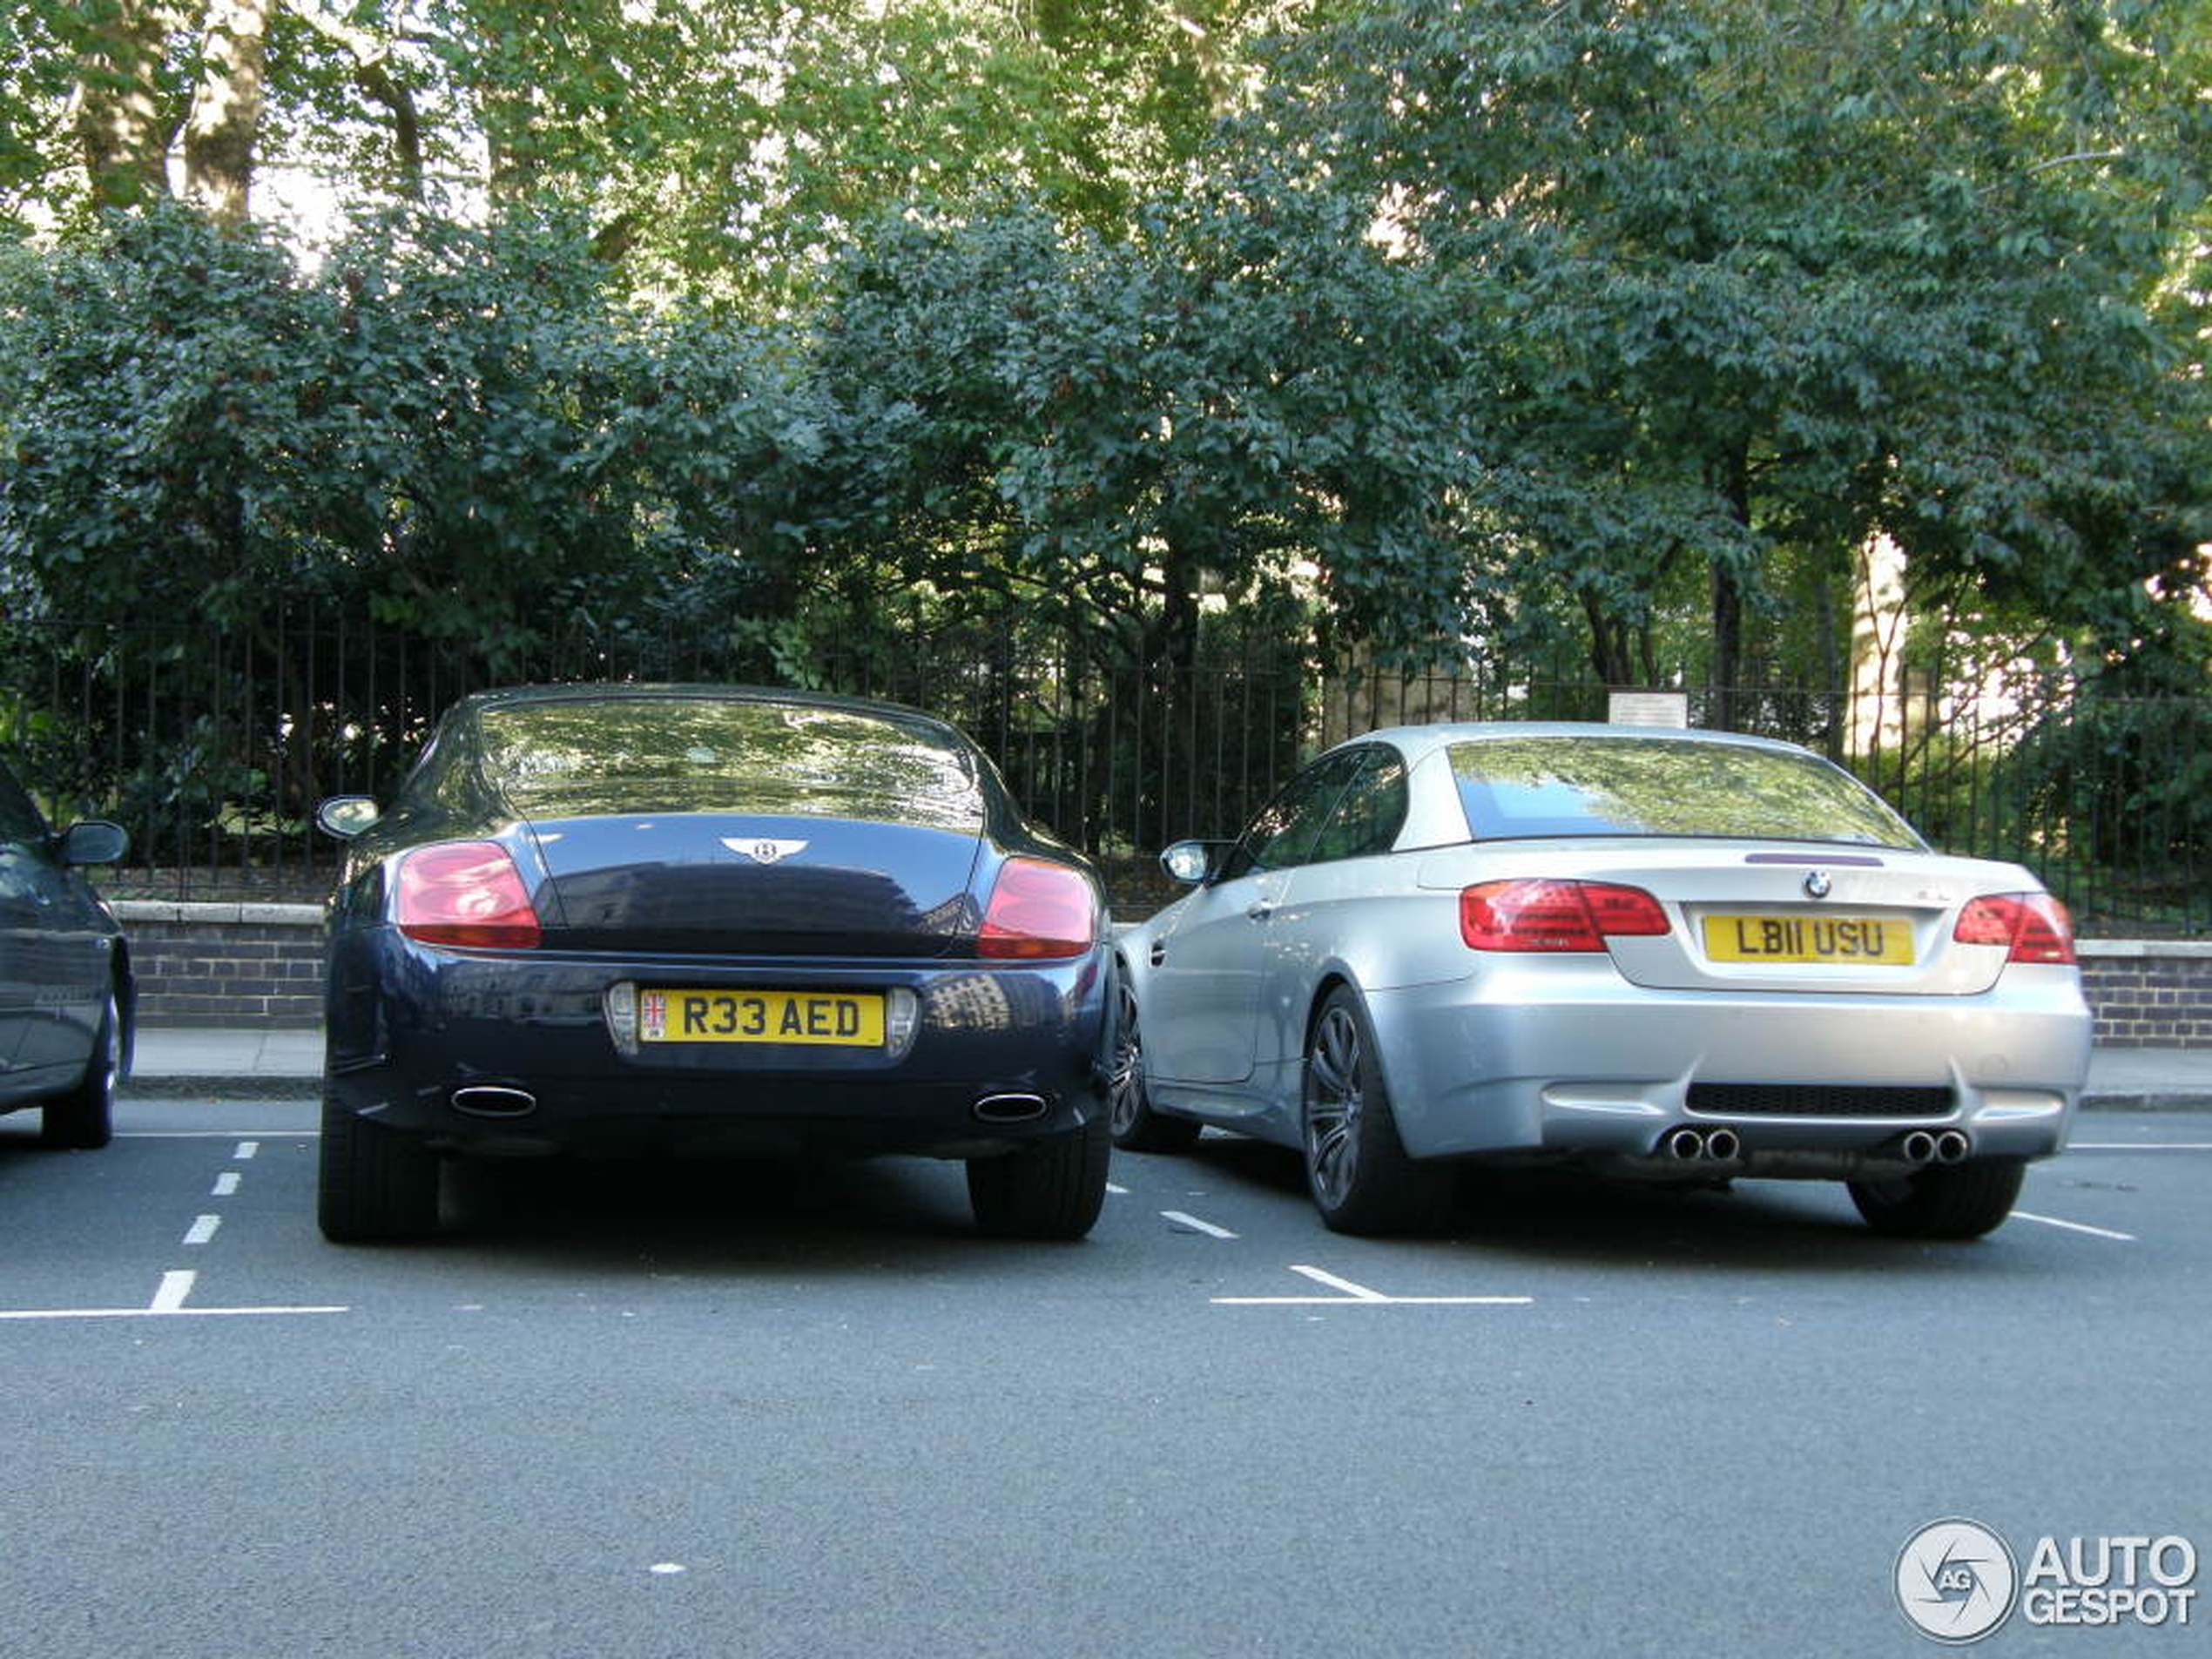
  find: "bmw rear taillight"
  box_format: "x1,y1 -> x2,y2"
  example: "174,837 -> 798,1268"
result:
1460,880 -> 1670,952
395,841 -> 543,949
1953,893 -> 2074,964
978,857 -> 1096,960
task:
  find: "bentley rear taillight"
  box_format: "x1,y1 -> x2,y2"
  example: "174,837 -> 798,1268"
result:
1460,880 -> 1670,952
978,858 -> 1096,960
1953,893 -> 2074,965
395,841 -> 543,949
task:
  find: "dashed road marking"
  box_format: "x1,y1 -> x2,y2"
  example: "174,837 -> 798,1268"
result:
1162,1210 -> 1238,1239
182,1215 -> 222,1246
212,1172 -> 240,1197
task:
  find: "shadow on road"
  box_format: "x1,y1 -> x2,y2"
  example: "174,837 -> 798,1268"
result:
1164,1131 -> 2061,1278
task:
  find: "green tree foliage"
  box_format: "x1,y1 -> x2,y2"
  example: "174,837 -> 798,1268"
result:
1250,0 -> 2211,695
2,1 -> 1291,303
0,202 -> 829,666
814,175 -> 1492,676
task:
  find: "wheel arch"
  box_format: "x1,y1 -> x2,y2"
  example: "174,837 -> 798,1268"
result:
1300,970 -> 1412,1118
111,936 -> 138,1076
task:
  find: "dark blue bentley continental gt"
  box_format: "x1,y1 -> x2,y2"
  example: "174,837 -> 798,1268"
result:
314,685 -> 1112,1242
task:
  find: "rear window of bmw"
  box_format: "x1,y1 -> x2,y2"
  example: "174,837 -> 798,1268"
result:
1447,737 -> 1921,847
477,698 -> 985,829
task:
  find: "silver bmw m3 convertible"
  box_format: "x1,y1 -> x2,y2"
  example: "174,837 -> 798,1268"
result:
1111,723 -> 2091,1238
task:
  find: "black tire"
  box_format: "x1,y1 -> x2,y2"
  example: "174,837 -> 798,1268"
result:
1847,1158 -> 2027,1239
968,1115 -> 1111,1240
40,988 -> 119,1150
1106,961 -> 1201,1154
318,1090 -> 442,1243
1302,985 -> 1456,1236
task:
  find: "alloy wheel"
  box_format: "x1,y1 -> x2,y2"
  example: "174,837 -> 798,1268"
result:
1304,1004 -> 1364,1210
1108,974 -> 1144,1138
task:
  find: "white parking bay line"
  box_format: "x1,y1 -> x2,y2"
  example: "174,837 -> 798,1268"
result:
182,1215 -> 222,1246
2013,1210 -> 2137,1243
1213,1264 -> 1534,1307
0,1270 -> 348,1321
1291,1264 -> 1386,1300
1162,1210 -> 1238,1239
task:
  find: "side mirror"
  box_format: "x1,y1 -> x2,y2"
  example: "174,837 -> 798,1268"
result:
58,819 -> 129,866
315,796 -> 382,840
1160,840 -> 1215,885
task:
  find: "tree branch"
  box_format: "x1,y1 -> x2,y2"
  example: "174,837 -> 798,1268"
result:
283,0 -> 423,199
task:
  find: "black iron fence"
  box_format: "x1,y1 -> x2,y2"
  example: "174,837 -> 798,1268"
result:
4,611 -> 2208,934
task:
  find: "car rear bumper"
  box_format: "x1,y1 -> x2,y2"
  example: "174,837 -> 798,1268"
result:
324,929 -> 1109,1159
1363,962 -> 2091,1166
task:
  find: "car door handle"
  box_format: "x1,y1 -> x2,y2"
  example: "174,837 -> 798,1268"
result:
1245,901 -> 1275,921
1149,941 -> 1167,967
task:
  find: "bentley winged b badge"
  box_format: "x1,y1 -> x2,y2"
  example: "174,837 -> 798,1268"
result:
723,837 -> 808,865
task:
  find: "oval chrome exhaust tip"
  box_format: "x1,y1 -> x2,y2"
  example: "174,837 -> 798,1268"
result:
1933,1129 -> 1972,1164
1662,1127 -> 1706,1160
1900,1130 -> 1938,1164
973,1092 -> 1049,1125
451,1085 -> 537,1118
1703,1127 -> 1742,1162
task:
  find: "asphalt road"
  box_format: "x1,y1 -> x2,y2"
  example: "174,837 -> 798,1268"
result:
2,1099 -> 2206,1659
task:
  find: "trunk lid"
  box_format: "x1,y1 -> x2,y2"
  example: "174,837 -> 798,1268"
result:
527,813 -> 985,958
1418,840 -> 2036,995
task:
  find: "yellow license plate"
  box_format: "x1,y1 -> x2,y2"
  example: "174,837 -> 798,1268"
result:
1702,914 -> 1914,966
639,989 -> 886,1046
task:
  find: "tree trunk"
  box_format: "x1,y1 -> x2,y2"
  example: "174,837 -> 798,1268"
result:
73,1 -> 186,210
1139,545 -> 1202,846
1579,587 -> 1637,686
1708,442 -> 1752,730
1709,557 -> 1743,730
184,0 -> 275,226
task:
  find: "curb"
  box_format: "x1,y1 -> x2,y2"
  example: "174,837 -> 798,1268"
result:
122,1075 -> 320,1101
2080,1090 -> 2212,1114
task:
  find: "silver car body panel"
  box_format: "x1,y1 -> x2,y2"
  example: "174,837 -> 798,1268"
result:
1122,722 -> 2091,1175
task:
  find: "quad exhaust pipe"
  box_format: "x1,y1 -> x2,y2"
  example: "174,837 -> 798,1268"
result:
1661,1126 -> 1742,1162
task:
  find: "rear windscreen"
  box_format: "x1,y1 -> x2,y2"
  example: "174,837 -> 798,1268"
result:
477,698 -> 985,829
1447,737 -> 1921,848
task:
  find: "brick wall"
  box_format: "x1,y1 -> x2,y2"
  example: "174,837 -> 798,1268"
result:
112,901 -> 324,1028
2076,942 -> 2212,1049
105,902 -> 2212,1046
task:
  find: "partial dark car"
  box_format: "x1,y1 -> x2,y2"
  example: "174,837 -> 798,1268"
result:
314,685 -> 1113,1242
0,754 -> 132,1150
